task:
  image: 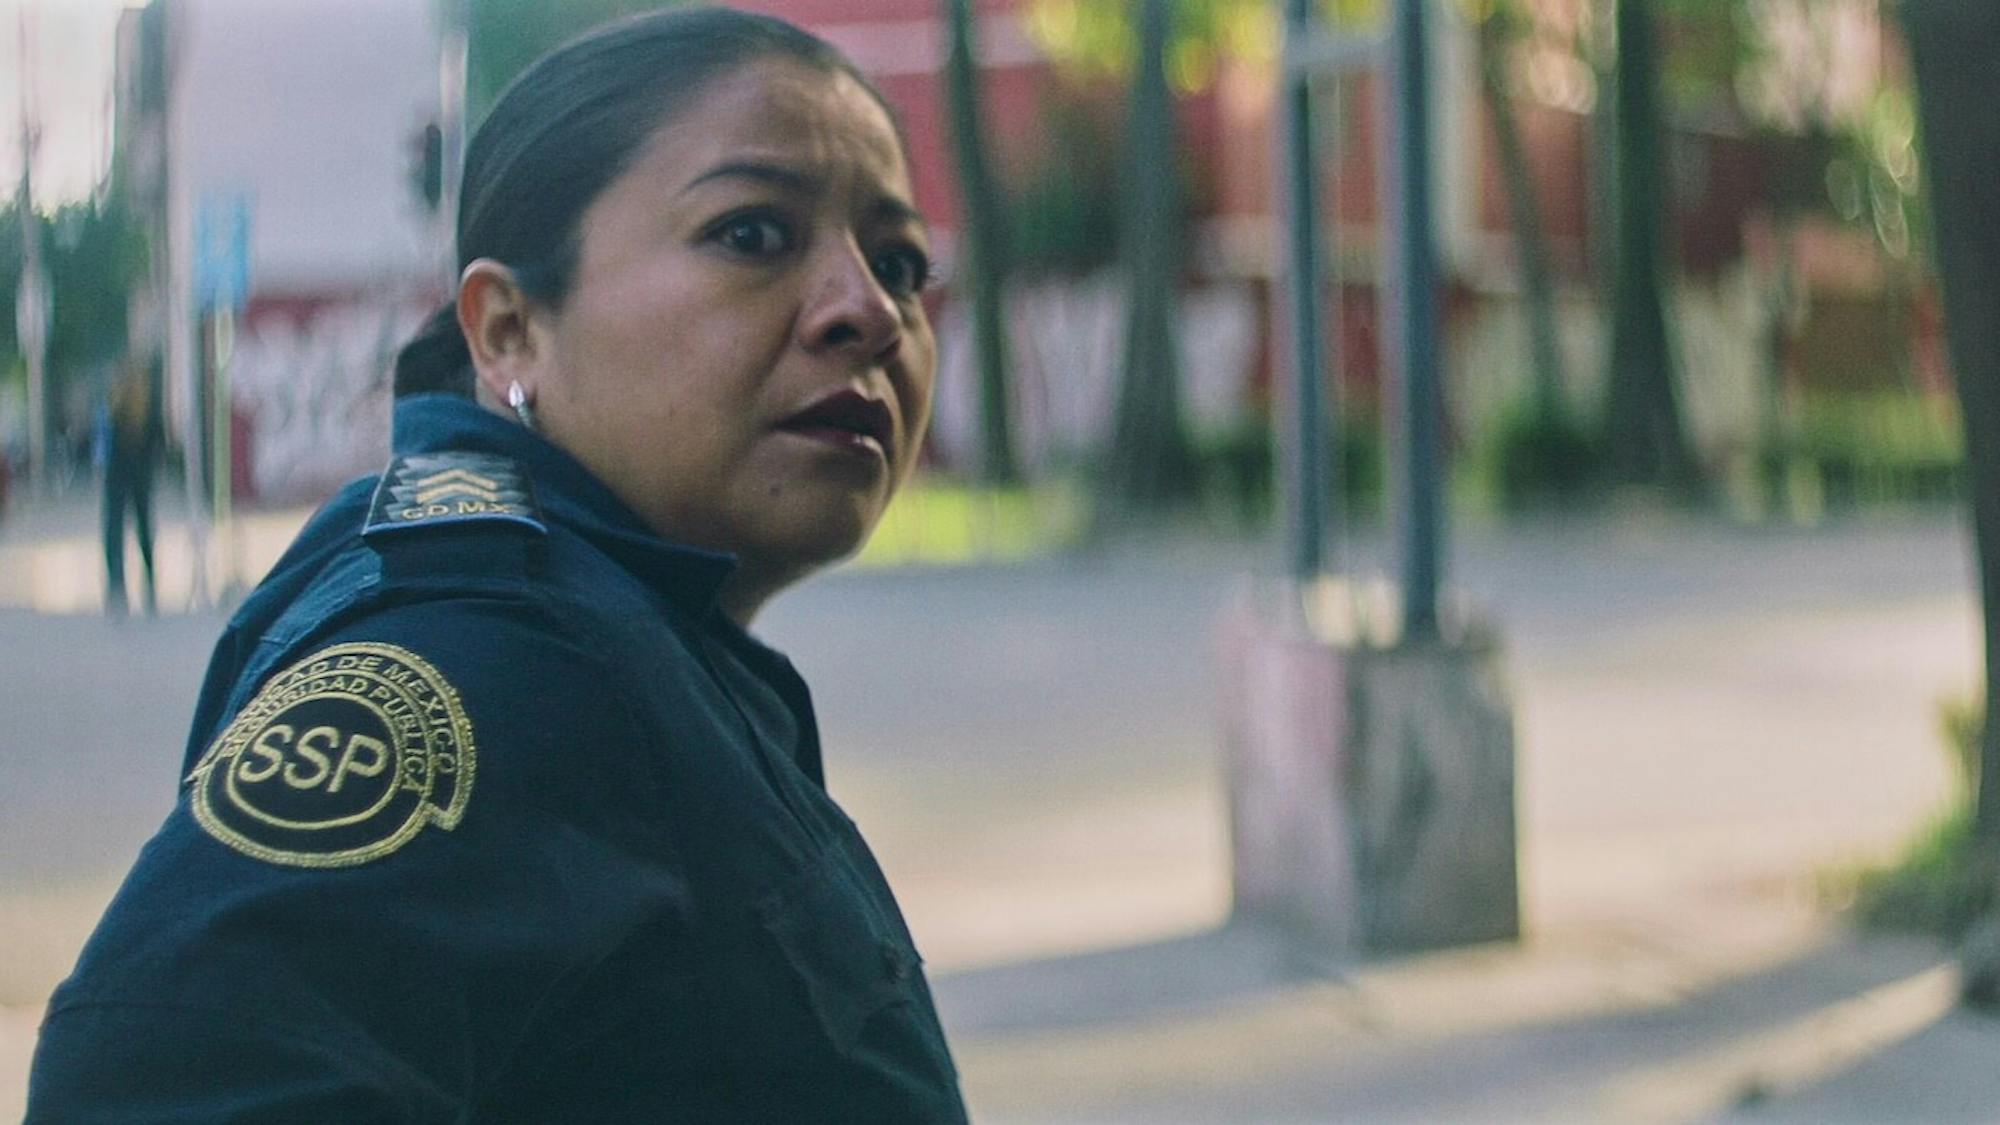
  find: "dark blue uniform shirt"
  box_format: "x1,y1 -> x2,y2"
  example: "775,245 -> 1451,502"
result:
29,393 -> 967,1123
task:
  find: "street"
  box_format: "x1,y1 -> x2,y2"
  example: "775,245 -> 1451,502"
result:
0,509 -> 1987,1120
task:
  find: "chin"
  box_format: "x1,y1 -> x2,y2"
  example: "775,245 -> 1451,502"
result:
748,500 -> 880,575
719,497 -> 887,622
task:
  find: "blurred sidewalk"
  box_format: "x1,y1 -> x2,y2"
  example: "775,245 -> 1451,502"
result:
0,478 -> 1082,615
3,507 -> 1997,1121
0,483 -> 315,616
934,893 -> 1992,1122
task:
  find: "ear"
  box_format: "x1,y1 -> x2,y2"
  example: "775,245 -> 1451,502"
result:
457,259 -> 549,404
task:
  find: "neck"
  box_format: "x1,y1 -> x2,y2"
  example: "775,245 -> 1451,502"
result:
718,556 -> 814,628
717,576 -> 771,628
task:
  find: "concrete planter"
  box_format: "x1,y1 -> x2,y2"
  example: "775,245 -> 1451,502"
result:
1219,579 -> 1519,954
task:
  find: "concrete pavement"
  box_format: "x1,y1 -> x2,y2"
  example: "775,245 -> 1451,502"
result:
1,495 -> 1994,1121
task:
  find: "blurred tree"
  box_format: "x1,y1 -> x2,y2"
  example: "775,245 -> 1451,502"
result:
1903,0 -> 2000,880
1009,91 -> 1121,276
1009,0 -> 1259,281
1469,0 -> 1605,509
1753,9 -> 1923,261
1023,0 -> 1288,510
1103,0 -> 1199,511
0,198 -> 146,422
1472,0 -> 1564,426
944,0 -> 1021,485
0,206 -> 18,359
461,0 -> 666,124
1022,0 -> 1283,85
0,208 -> 18,427
1598,0 -> 1702,498
1729,4 -> 1925,518
46,202 -> 144,384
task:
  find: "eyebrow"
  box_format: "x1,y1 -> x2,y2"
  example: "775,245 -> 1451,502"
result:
684,159 -> 818,196
682,159 -> 927,232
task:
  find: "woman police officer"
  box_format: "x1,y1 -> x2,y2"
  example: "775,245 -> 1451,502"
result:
28,8 -> 966,1121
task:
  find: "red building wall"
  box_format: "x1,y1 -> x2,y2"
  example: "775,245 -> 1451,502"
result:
727,0 -> 1053,236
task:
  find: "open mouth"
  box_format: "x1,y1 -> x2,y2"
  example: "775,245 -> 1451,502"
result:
778,390 -> 895,460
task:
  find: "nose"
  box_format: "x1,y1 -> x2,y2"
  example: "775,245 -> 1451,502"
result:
799,238 -> 903,363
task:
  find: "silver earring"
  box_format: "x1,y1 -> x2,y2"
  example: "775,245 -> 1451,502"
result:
506,381 -> 538,431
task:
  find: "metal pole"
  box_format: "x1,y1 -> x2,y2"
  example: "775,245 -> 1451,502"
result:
1280,0 -> 1331,583
1386,0 -> 1443,642
437,0 -> 468,290
211,306 -> 233,577
16,178 -> 46,490
16,7 -> 47,491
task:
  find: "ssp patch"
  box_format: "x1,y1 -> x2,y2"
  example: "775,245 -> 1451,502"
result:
186,642 -> 476,868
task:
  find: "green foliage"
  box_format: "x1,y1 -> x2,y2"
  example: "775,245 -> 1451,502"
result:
1791,391 -> 1962,508
1478,396 -> 1601,511
0,212 -> 18,358
1024,0 -> 1363,88
859,477 -> 1087,565
0,197 -> 147,389
1846,695 -> 1993,940
1192,410 -> 1385,530
1941,695 -> 1983,793
1656,1 -> 1756,114
1738,1 -> 1926,260
1835,87 -> 1926,260
1703,1 -> 1924,257
1009,85 -> 1208,280
1196,417 -> 1274,528
1338,408 -> 1384,519
1848,803 -> 1992,939
1496,0 -> 1924,260
1022,0 -> 1391,88
48,202 -> 146,374
1010,94 -> 1122,277
461,0 -> 672,125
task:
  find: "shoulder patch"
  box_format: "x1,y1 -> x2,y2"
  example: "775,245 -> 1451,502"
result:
186,643 -> 476,868
364,452 -> 545,538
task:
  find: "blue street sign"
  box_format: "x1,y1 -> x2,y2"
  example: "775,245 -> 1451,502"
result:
195,193 -> 252,312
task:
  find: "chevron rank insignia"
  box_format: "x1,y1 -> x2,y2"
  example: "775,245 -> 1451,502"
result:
363,452 -> 546,537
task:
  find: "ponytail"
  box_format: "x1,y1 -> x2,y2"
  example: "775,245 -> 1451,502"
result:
393,303 -> 474,398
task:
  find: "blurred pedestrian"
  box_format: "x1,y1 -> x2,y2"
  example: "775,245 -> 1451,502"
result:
29,8 -> 961,1122
100,361 -> 160,616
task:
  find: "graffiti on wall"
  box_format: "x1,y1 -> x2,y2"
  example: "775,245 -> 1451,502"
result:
231,300 -> 429,505
930,275 -> 1260,474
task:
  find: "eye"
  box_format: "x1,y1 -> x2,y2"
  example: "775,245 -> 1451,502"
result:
713,212 -> 793,258
870,245 -> 934,299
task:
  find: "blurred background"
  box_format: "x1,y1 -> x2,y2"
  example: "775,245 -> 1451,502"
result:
2,0 -> 1998,1121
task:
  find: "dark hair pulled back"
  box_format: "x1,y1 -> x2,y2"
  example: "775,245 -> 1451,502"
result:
394,7 -> 889,398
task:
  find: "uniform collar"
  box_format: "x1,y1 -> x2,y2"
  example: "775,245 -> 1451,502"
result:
390,393 -> 738,614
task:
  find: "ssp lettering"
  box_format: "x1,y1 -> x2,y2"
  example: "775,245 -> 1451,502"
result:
237,722 -> 391,794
